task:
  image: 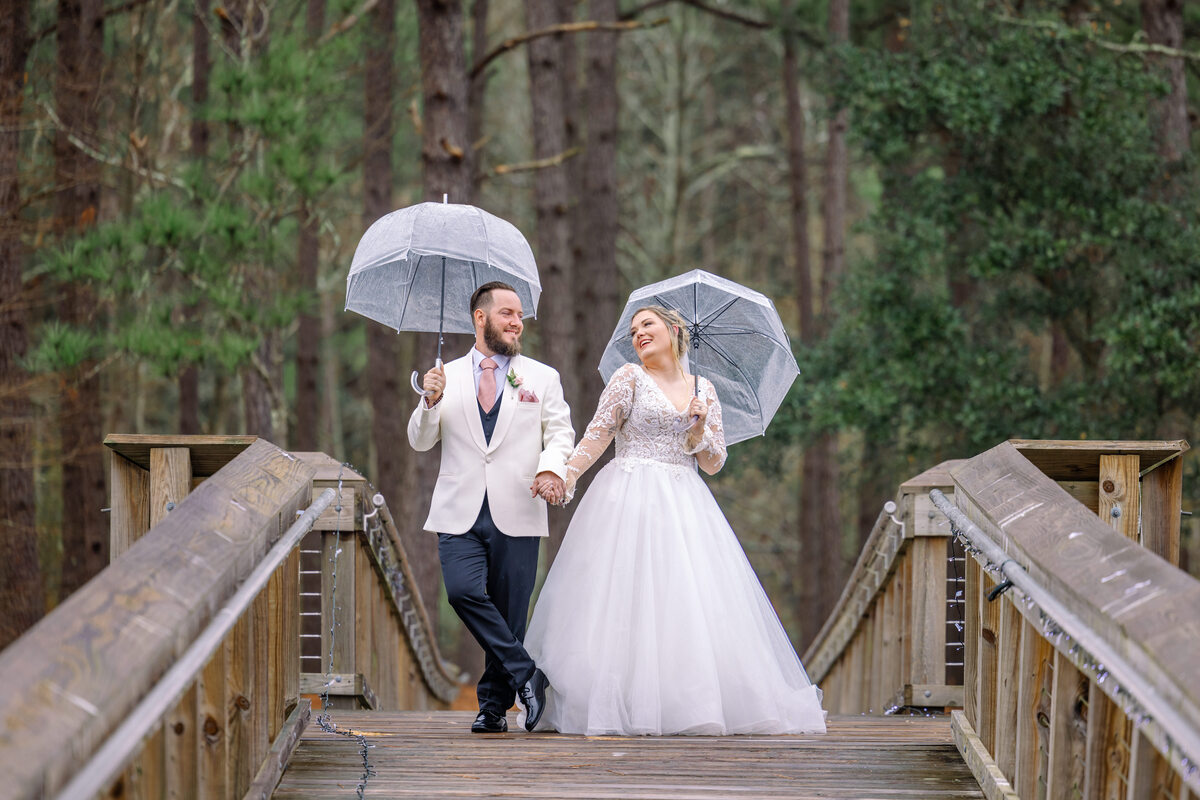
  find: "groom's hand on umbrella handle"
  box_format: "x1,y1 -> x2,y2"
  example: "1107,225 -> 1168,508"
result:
422,365 -> 445,407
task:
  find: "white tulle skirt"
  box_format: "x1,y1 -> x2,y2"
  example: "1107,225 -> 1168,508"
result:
524,457 -> 827,736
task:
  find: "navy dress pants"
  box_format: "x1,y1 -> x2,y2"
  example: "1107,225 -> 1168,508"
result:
439,496 -> 540,716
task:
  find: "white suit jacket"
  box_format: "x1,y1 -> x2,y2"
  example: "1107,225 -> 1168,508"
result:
407,352 -> 574,537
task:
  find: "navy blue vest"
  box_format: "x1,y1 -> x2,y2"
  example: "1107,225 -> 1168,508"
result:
478,390 -> 502,445
473,391 -> 503,528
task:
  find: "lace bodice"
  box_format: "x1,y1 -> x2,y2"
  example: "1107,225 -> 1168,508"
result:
563,363 -> 727,499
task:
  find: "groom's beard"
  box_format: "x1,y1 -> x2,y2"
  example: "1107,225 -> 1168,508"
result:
484,317 -> 522,357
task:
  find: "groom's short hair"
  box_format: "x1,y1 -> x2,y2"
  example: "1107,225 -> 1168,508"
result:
471,281 -> 518,314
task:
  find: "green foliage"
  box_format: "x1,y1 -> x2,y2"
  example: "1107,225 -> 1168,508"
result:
781,2 -> 1200,470
31,0 -> 358,382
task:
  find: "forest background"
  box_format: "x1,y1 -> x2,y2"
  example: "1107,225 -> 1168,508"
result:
2,0 -> 1199,684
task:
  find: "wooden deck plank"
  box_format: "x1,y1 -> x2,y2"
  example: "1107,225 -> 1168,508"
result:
273,712 -> 984,799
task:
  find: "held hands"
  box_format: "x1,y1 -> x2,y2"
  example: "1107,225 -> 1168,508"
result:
530,471 -> 565,506
422,364 -> 446,407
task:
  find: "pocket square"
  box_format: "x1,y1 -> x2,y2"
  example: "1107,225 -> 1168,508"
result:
517,388 -> 540,403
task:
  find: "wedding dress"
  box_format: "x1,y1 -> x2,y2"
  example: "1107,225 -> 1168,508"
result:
524,363 -> 826,735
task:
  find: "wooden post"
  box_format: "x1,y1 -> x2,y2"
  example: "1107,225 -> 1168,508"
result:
909,536 -> 948,687
1097,454 -> 1141,543
110,452 -> 150,559
964,557 -> 981,730
1013,617 -> 1053,800
977,571 -> 1000,752
164,684 -> 197,798
196,648 -> 228,800
1046,651 -> 1088,799
1141,455 -> 1183,565
993,596 -> 1021,780
150,447 -> 193,528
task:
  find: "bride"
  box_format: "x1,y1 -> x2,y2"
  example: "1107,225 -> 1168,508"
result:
523,306 -> 826,736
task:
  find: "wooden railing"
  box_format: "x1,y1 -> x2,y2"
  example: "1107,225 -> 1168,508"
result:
938,441 -> 1199,800
804,439 -> 1191,723
293,452 -> 459,709
803,459 -> 966,714
0,436 -> 458,800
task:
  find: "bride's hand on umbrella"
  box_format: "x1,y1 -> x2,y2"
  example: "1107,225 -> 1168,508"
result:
685,397 -> 708,433
422,365 -> 445,407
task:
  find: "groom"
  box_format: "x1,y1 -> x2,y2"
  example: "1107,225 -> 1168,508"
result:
408,281 -> 574,733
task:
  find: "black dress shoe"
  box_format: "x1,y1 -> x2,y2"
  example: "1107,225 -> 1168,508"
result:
471,709 -> 508,733
518,668 -> 549,732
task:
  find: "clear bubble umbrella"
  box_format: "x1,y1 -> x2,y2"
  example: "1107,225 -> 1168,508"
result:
598,269 -> 799,446
345,199 -> 541,394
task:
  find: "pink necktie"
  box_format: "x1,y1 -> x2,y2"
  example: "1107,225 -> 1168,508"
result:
478,358 -> 498,412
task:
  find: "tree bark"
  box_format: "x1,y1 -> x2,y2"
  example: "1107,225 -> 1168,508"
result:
242,343 -> 274,439
796,0 -> 848,651
467,0 -> 489,196
179,0 -> 211,436
0,0 -> 43,647
781,0 -> 812,344
570,0 -> 620,480
1140,0 -> 1188,162
524,0 -> 575,561
293,0 -> 326,452
55,0 -> 108,597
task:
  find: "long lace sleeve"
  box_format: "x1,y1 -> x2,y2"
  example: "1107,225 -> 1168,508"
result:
562,363 -> 637,502
683,378 -> 727,474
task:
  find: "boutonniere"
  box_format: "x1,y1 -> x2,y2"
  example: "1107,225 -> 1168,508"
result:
508,368 -> 539,402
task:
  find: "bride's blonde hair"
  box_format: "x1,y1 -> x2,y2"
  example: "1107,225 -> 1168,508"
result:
632,305 -> 690,365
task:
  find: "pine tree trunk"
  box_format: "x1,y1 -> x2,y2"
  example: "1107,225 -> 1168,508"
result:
55,0 -> 107,597
293,0 -> 326,453
524,0 -> 574,561
412,0 -> 474,625
179,0 -> 211,436
0,0 -> 42,647
1140,0 -> 1188,162
467,0 -> 489,197
796,0 -> 848,651
570,0 -> 620,493
781,0 -> 812,345
242,342 -> 274,439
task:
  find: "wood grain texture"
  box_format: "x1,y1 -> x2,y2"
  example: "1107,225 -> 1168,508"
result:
1009,439 -> 1188,481
274,711 -> 986,799
1013,616 -> 1053,800
1141,455 -> 1183,566
950,440 -> 1200,780
110,451 -> 150,559
0,439 -> 314,799
1098,454 -> 1139,543
951,711 -> 1020,800
1046,651 -> 1088,799
150,447 -> 193,528
104,434 -> 259,476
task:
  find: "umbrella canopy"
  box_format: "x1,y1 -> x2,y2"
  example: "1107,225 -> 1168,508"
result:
345,201 -> 541,335
599,269 -> 799,446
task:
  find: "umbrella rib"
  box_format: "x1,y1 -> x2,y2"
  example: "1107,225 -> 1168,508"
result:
700,335 -> 765,428
698,327 -> 793,348
395,253 -> 424,332
697,296 -> 740,328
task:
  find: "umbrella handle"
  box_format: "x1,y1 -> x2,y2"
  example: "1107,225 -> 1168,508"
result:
672,414 -> 701,433
410,358 -> 445,397
410,371 -> 431,397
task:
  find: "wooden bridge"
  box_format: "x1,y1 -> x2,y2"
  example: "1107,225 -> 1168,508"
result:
1,434 -> 1198,799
